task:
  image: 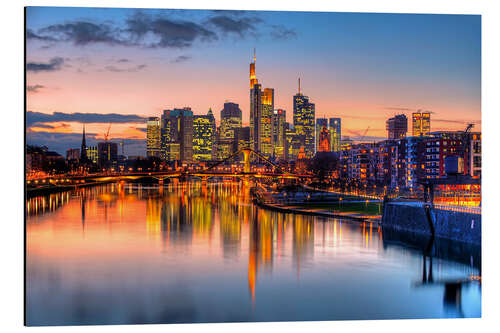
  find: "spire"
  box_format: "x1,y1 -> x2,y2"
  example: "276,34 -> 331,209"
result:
253,47 -> 256,63
80,124 -> 88,163
298,77 -> 301,94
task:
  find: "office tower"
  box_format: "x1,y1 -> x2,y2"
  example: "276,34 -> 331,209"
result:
272,109 -> 286,160
293,78 -> 315,158
146,117 -> 161,158
97,142 -> 118,168
249,48 -> 258,89
86,145 -> 98,164
261,88 -> 274,157
317,123 -> 331,152
412,111 -> 431,137
235,126 -> 251,152
316,118 -> 328,153
193,109 -> 216,162
329,118 -> 341,152
161,108 -> 194,163
250,83 -> 262,153
285,123 -> 302,161
386,114 -> 408,139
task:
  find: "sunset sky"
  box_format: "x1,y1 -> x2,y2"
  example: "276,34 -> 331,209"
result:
26,6 -> 481,156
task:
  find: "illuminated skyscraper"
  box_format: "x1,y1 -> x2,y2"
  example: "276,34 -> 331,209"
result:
272,109 -> 286,160
329,118 -> 341,152
412,111 -> 431,137
193,109 -> 216,161
316,118 -> 328,153
261,88 -> 274,157
219,102 -> 242,159
146,117 -> 161,158
161,108 -> 193,163
293,78 -> 315,158
250,84 -> 262,152
249,48 -> 258,89
317,123 -> 331,152
386,114 -> 408,139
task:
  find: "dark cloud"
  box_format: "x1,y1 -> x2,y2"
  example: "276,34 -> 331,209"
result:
27,84 -> 45,93
125,12 -> 218,48
26,29 -> 57,42
207,15 -> 262,38
270,25 -> 297,40
171,55 -> 191,63
39,21 -> 127,46
103,64 -> 147,72
26,111 -> 147,127
117,58 -> 130,63
26,57 -> 64,73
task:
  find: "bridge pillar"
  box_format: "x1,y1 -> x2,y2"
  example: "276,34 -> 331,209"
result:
243,149 -> 251,173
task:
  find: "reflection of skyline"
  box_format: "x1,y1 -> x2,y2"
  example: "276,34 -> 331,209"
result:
27,181 -> 481,319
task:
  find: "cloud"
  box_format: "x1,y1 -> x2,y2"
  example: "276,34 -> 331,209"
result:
26,111 -> 147,127
207,15 -> 262,38
171,55 -> 191,63
39,21 -> 126,46
270,25 -> 297,40
27,84 -> 45,93
117,58 -> 130,63
125,12 -> 218,48
103,64 -> 147,72
384,107 -> 416,112
26,29 -> 57,42
26,57 -> 64,72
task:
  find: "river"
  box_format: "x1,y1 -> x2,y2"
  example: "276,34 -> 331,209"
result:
25,181 -> 481,325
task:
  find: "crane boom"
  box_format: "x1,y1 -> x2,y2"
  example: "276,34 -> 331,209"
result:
104,123 -> 111,142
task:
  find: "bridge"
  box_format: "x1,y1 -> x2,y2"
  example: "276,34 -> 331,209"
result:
26,148 -> 312,187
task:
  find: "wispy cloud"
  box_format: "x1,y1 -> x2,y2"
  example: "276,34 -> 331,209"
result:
103,64 -> 147,72
171,55 -> 191,63
27,84 -> 45,93
26,57 -> 64,73
27,111 -> 147,127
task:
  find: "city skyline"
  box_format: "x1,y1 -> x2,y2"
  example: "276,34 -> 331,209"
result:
26,7 -> 481,156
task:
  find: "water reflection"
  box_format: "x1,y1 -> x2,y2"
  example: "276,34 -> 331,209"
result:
26,181 -> 481,326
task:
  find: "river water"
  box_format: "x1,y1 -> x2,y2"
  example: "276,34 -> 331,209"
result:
26,181 -> 481,326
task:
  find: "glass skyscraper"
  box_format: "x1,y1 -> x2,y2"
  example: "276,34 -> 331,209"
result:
193,109 -> 216,161
329,118 -> 341,152
293,79 -> 315,158
146,117 -> 161,158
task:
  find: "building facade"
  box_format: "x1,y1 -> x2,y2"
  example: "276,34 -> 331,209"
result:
386,114 -> 408,139
146,117 -> 161,158
293,80 -> 315,158
412,111 -> 431,137
193,109 -> 216,162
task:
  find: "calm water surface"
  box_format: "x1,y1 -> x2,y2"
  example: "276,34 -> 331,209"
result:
26,181 -> 481,326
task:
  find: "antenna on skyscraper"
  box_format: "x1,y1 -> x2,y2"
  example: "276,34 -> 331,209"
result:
253,47 -> 256,63
298,77 -> 301,94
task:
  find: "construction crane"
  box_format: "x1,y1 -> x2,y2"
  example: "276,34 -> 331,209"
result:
104,123 -> 111,142
359,126 -> 371,142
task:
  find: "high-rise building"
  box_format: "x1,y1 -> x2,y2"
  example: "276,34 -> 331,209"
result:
98,142 -> 118,168
386,114 -> 408,139
317,123 -> 331,152
293,78 -> 315,158
220,103 -> 242,141
272,109 -> 286,160
193,109 -> 216,162
86,145 -> 98,164
329,118 -> 341,152
261,88 -> 274,157
250,83 -> 262,153
161,108 -> 193,163
412,111 -> 431,137
249,48 -> 258,89
315,118 -> 328,153
234,126 -> 251,152
146,117 -> 161,158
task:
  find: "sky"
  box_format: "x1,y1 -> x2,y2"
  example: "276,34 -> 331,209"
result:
26,6 -> 481,156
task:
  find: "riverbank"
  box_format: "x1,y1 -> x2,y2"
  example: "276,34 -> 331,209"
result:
251,186 -> 382,223
26,180 -> 115,198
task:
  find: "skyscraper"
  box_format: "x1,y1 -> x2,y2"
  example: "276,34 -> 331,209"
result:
249,51 -> 262,153
293,78 -> 315,158
161,108 -> 193,163
272,109 -> 286,160
261,88 -> 274,157
412,111 -> 431,137
386,114 -> 408,139
316,118 -> 328,153
193,109 -> 216,162
146,117 -> 161,158
317,123 -> 331,152
329,118 -> 341,152
220,103 -> 242,141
